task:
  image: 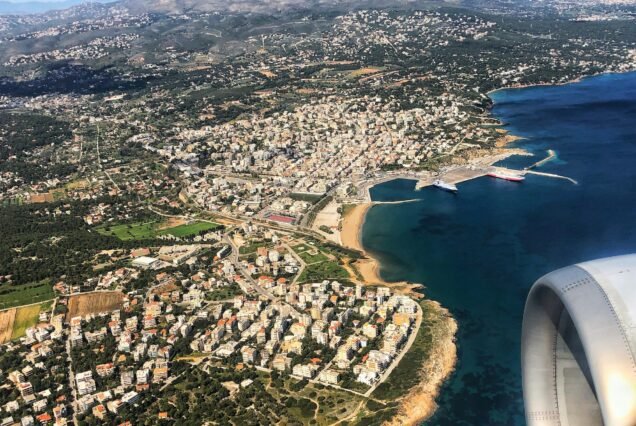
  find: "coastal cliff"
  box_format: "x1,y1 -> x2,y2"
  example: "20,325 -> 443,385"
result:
339,203 -> 458,424
385,301 -> 458,425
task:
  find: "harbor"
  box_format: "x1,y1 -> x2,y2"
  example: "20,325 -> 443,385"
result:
355,148 -> 576,202
414,149 -> 577,192
360,71 -> 636,424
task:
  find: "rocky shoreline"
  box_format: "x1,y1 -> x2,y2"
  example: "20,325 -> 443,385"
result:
386,300 -> 458,425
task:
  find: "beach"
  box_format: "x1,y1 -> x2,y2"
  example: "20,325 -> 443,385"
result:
340,202 -> 457,424
340,203 -> 386,285
340,203 -> 370,252
341,203 -> 422,294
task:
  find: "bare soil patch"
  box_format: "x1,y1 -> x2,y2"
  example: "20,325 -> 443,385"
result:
66,291 -> 125,321
0,309 -> 17,344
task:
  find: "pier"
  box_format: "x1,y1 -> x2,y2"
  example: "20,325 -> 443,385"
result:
372,199 -> 422,205
419,149 -> 577,188
355,149 -> 575,201
524,170 -> 578,185
525,149 -> 557,170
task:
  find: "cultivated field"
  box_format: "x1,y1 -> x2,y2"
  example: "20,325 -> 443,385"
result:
66,291 -> 125,321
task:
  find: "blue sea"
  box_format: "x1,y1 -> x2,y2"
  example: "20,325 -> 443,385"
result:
361,72 -> 636,425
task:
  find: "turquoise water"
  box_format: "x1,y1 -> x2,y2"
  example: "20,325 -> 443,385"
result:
361,72 -> 636,425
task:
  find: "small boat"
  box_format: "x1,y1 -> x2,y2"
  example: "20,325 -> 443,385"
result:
433,179 -> 458,193
487,170 -> 525,182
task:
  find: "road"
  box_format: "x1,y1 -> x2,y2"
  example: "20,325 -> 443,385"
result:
147,201 -> 422,400
223,234 -> 271,299
65,336 -> 79,425
281,241 -> 306,286
364,302 -> 423,397
223,234 -> 307,321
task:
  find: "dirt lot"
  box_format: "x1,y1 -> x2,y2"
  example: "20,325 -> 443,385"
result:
0,309 -> 17,344
157,217 -> 186,230
66,291 -> 125,321
30,193 -> 54,203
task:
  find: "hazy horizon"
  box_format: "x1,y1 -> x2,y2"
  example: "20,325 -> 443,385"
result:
0,0 -> 112,15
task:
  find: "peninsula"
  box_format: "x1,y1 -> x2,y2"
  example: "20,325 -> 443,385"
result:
0,0 -> 634,424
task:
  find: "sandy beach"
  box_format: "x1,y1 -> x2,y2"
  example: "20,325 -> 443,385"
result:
340,203 -> 425,299
340,203 -> 370,252
340,205 -> 458,424
340,203 -> 391,286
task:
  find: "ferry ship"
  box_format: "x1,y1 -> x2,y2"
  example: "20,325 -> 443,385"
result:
433,179 -> 458,193
487,170 -> 525,182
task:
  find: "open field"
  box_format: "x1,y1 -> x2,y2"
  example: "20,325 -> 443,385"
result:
265,375 -> 381,426
29,192 -> 54,203
311,200 -> 341,244
297,259 -> 350,283
0,309 -> 16,344
11,304 -> 44,340
239,241 -> 272,255
157,216 -> 187,229
206,283 -> 243,301
289,192 -> 323,203
0,280 -> 54,310
348,66 -> 383,78
66,291 -> 125,320
294,245 -> 329,264
160,221 -> 219,237
293,238 -> 360,283
97,222 -> 157,240
97,220 -> 220,241
65,179 -> 90,190
0,301 -> 52,343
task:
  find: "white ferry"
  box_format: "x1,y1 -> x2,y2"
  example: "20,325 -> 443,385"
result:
433,179 -> 458,193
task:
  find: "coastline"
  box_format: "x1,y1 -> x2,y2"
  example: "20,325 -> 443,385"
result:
340,203 -> 457,424
340,203 -> 425,296
387,301 -> 458,426
335,70 -> 636,425
340,203 -> 385,286
338,141 -> 529,423
486,70 -> 636,97
340,203 -> 370,253
337,146 -> 525,423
